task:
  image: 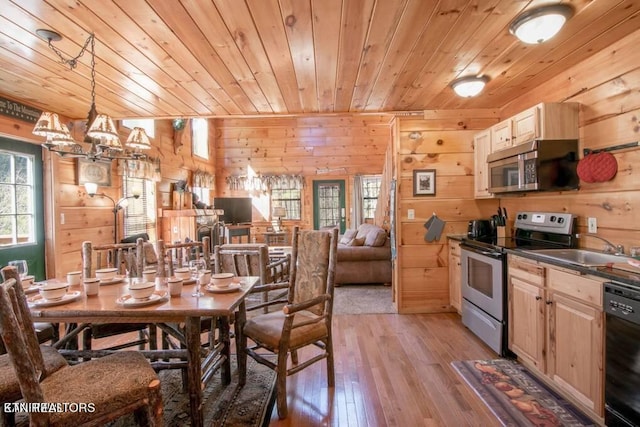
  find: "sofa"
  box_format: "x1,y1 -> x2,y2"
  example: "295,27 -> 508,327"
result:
335,223 -> 392,285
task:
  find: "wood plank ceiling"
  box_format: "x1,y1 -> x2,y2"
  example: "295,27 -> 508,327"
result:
0,0 -> 638,121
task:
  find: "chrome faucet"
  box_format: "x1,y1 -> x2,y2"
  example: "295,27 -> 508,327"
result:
576,233 -> 625,255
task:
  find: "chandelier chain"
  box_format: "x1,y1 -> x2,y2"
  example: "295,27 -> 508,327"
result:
47,33 -> 94,70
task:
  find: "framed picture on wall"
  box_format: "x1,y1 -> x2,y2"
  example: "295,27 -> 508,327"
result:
77,158 -> 111,186
413,169 -> 436,196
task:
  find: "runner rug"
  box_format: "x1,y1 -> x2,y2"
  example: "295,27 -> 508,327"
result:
451,359 -> 596,427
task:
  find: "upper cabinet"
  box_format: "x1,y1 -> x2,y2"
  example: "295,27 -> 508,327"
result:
473,129 -> 493,198
490,119 -> 513,152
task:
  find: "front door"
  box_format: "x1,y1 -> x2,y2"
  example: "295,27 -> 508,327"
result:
0,138 -> 46,280
312,180 -> 346,233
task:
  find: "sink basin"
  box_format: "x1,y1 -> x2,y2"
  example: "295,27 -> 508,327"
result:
529,249 -> 628,267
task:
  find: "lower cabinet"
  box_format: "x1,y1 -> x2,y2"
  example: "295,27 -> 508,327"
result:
508,255 -> 604,419
448,239 -> 461,313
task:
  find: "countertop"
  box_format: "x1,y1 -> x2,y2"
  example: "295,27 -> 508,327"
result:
506,248 -> 640,287
446,234 -> 466,242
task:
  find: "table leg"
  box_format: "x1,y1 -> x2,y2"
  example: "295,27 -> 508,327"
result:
219,317 -> 231,384
185,317 -> 203,427
235,300 -> 248,386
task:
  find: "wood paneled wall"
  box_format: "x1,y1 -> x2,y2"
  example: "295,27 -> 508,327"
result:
212,115 -> 392,233
0,114 -> 214,279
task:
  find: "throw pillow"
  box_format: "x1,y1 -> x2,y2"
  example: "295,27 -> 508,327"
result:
339,229 -> 357,245
349,237 -> 365,246
365,229 -> 388,247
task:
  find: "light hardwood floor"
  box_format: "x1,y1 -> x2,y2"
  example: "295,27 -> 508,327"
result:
89,312 -> 501,426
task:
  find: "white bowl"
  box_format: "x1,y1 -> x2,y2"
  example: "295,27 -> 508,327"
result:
128,282 -> 156,300
199,270 -> 212,285
211,273 -> 234,288
174,267 -> 191,280
95,268 -> 118,280
39,283 -> 69,301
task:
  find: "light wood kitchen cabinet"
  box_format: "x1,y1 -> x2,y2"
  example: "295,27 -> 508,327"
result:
448,239 -> 462,313
507,255 -> 605,419
473,129 -> 493,198
490,119 -> 513,152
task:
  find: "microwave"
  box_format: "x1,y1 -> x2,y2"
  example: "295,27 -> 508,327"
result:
486,139 -> 579,194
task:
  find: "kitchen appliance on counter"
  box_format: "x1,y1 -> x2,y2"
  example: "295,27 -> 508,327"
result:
460,211 -> 577,356
467,219 -> 494,239
604,281 -> 640,427
487,139 -> 579,194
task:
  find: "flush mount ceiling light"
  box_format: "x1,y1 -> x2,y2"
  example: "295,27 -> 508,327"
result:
32,30 -> 150,161
509,4 -> 574,44
450,75 -> 490,98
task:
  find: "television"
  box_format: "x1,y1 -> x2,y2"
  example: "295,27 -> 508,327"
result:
213,197 -> 253,225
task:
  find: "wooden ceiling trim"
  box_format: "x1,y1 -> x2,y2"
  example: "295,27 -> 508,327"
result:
378,0 -> 469,111
182,0 -> 274,113
280,0 -> 319,113
349,0 -> 408,111
311,0 -> 342,113
144,0 -> 257,115
246,0 -> 303,114
334,0 -> 376,111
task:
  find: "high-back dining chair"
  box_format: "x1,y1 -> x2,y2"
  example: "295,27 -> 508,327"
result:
241,227 -> 338,419
156,237 -> 211,278
81,238 -> 156,351
0,267 -> 68,427
0,266 -> 163,426
213,243 -> 290,314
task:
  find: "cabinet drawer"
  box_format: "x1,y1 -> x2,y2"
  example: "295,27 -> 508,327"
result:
547,268 -> 603,308
508,255 -> 545,286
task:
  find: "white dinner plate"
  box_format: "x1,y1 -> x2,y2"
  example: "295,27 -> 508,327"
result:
28,291 -> 81,307
204,283 -> 242,293
116,291 -> 169,308
99,276 -> 125,285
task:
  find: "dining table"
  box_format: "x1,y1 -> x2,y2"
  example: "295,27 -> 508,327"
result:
26,275 -> 259,427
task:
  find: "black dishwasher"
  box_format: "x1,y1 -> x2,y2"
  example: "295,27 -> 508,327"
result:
604,281 -> 640,426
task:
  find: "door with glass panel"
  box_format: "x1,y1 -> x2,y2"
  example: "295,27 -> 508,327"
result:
312,180 -> 346,233
0,138 -> 45,280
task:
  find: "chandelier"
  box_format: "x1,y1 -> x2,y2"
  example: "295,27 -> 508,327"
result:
31,30 -> 150,160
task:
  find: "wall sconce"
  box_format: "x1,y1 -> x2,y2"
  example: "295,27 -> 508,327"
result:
509,4 -> 573,44
84,182 -> 140,243
450,75 -> 490,97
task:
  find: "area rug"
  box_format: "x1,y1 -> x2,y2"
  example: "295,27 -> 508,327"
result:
452,359 -> 596,427
15,357 -> 276,427
333,284 -> 395,314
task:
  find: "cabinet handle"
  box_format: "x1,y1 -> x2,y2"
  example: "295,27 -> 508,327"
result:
546,300 -> 553,305
535,296 -> 542,301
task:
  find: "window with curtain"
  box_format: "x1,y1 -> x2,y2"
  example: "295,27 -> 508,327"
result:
192,118 -> 209,159
362,175 -> 381,219
271,186 -> 301,220
0,150 -> 35,246
123,176 -> 157,240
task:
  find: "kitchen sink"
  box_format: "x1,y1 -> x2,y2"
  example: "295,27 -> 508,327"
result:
528,249 -> 628,267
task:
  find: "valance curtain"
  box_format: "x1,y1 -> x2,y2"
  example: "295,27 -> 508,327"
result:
117,158 -> 161,182
226,174 -> 304,192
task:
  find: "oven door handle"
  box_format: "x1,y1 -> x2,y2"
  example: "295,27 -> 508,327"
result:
461,244 -> 503,259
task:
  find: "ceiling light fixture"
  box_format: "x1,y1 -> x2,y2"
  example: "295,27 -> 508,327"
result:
32,30 -> 149,161
450,75 -> 490,98
509,4 -> 574,44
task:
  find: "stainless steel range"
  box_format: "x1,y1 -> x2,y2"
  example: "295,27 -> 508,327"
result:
460,211 -> 577,356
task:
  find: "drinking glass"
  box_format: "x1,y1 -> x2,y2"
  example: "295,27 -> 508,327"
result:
8,260 -> 28,279
190,259 -> 206,297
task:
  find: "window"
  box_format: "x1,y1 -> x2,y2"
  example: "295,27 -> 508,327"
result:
123,176 -> 157,240
121,119 -> 155,138
0,150 -> 35,247
191,187 -> 210,207
192,118 -> 209,159
362,175 -> 381,219
271,186 -> 301,221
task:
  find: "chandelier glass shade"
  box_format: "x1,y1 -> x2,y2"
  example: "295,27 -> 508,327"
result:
32,30 -> 150,161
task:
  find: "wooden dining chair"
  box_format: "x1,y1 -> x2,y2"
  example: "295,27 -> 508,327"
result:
81,238 -> 156,351
240,227 -> 338,419
213,243 -> 291,314
0,267 -> 68,427
0,266 -> 163,426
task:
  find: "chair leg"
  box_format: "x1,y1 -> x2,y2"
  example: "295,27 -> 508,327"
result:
325,338 -> 335,387
291,349 -> 298,365
276,351 -> 289,419
133,378 -> 163,426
